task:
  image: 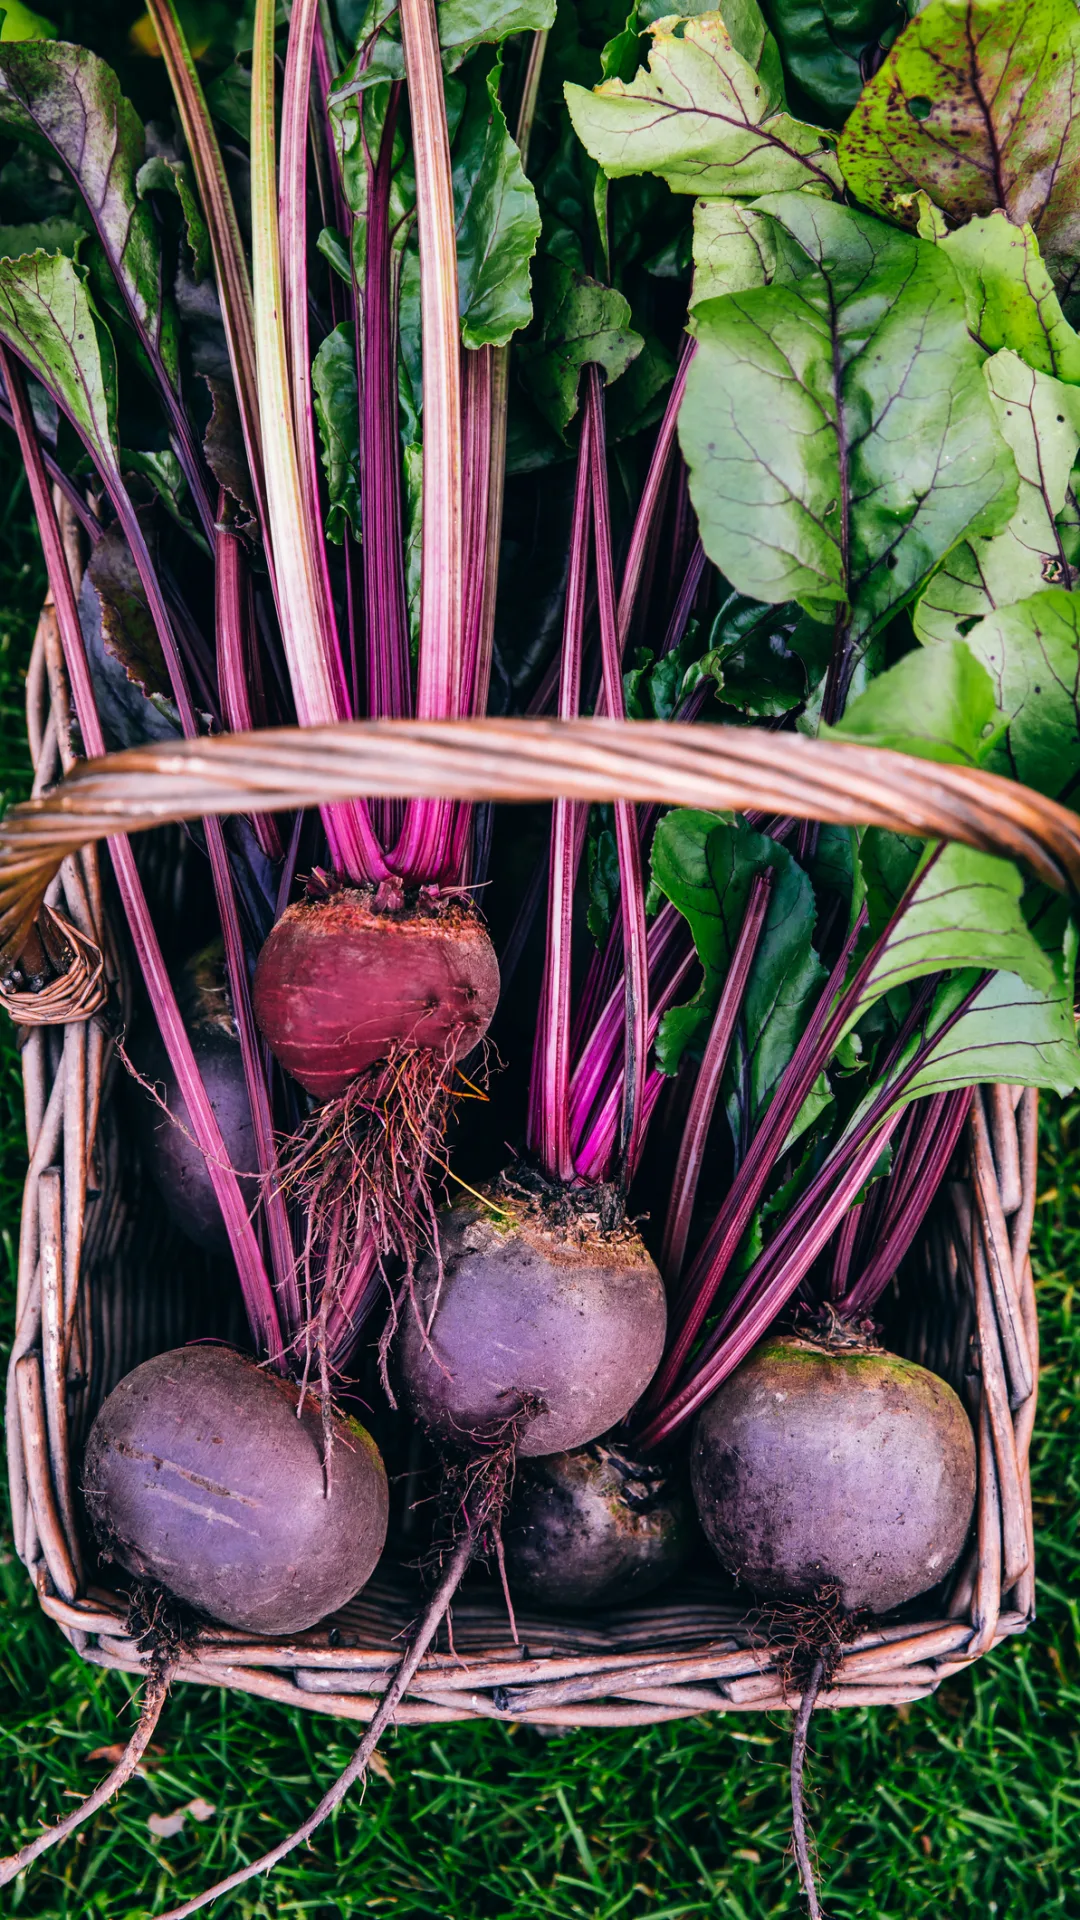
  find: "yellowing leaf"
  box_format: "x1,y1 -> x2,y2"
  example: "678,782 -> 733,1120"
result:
565,12 -> 841,202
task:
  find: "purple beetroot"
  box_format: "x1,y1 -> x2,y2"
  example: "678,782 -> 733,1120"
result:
399,1192 -> 668,1458
503,1439 -> 693,1608
83,1345 -> 389,1635
690,1334 -> 977,1613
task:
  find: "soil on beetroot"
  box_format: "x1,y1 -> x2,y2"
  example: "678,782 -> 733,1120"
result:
399,1183 -> 668,1457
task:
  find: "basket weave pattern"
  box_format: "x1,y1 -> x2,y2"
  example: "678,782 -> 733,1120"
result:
3,602 -> 1050,1728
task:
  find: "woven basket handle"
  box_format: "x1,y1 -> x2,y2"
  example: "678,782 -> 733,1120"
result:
1,717 -> 1078,963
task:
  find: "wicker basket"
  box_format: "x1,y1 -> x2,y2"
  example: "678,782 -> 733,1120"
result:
3,589 -> 1067,1729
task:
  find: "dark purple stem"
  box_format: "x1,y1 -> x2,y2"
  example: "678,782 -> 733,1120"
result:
587,367 -> 648,1179
362,81 -> 410,727
1,347 -> 283,1362
616,335 -> 696,647
529,404 -> 591,1179
640,979 -> 988,1446
110,484 -> 301,1326
839,1087 -> 972,1315
571,929 -> 697,1181
661,870 -> 773,1283
828,1202 -> 861,1301
660,539 -> 706,661
0,389 -> 101,539
648,906 -> 870,1410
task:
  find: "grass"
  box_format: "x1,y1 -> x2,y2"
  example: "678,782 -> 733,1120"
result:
0,464 -> 1078,1920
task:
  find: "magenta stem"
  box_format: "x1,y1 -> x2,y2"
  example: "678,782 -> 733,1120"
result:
828,1203 -> 861,1302
530,405 -> 592,1180
362,81 -> 411,724
572,933 -> 697,1181
107,485 -> 302,1330
616,335 -> 696,647
637,1112 -> 905,1448
839,1088 -> 972,1315
660,539 -> 706,661
661,869 -> 774,1283
641,979 -> 988,1446
586,368 -> 648,1178
1,348 -> 283,1363
568,902 -> 683,1164
646,906 -> 870,1411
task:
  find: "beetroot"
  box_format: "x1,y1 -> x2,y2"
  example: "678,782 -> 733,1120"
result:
83,1346 -> 389,1635
133,943 -> 258,1256
399,1194 -> 667,1457
503,1440 -> 693,1609
690,1334 -> 976,1614
253,889 -> 500,1098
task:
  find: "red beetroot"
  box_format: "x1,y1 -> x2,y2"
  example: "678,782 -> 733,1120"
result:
253,889 -> 500,1099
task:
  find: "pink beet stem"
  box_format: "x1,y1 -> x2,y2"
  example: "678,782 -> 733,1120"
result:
530,406 -> 592,1180
587,368 -> 649,1178
2,348 -> 283,1362
661,869 -> 774,1283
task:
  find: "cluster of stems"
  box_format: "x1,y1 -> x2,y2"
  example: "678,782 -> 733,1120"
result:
0,0 -> 974,1429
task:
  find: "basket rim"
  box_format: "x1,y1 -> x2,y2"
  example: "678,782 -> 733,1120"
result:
1,715 -> 1080,969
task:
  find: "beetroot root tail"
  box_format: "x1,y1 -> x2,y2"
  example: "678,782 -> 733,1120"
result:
154,1479 -> 497,1919
790,1651 -> 826,1920
0,1659 -> 175,1888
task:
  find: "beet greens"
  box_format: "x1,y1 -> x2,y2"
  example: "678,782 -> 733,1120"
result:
3,0 -> 1080,1911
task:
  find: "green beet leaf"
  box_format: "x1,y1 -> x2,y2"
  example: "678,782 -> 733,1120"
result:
859,825 -> 924,938
136,154 -> 211,284
312,321 -> 361,545
649,814 -> 827,1123
121,449 -> 203,547
838,0 -> 1080,315
334,52 -> 539,355
0,247 -> 119,474
959,588 -> 1080,803
690,197 -> 780,309
438,0 -> 556,66
624,624 -> 720,721
852,840 -> 1056,1012
564,9 -> 841,202
0,39 -> 177,379
0,2 -> 56,40
896,950 -> 1080,1103
0,212 -> 85,258
705,591 -> 812,716
936,213 -> 1080,387
518,257 -> 642,433
839,945 -> 1080,1146
679,195 -> 1018,655
825,636 -> 1002,766
87,519 -> 174,711
759,0 -> 902,129
332,0 -> 555,87
587,809 -> 620,947
453,54 -> 542,349
914,353 -> 1080,645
